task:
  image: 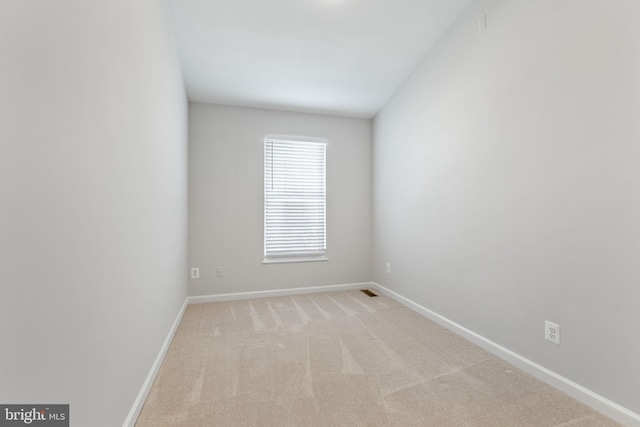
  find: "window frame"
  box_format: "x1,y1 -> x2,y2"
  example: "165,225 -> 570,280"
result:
263,135 -> 328,264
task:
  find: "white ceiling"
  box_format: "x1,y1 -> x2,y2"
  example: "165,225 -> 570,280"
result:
168,0 -> 472,118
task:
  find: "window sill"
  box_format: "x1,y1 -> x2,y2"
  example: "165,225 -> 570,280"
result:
262,256 -> 329,264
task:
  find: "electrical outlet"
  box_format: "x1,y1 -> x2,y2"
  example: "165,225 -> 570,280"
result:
190,267 -> 200,279
545,321 -> 560,345
386,263 -> 391,274
216,266 -> 224,277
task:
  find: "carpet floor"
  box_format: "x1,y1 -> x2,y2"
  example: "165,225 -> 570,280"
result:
135,290 -> 620,426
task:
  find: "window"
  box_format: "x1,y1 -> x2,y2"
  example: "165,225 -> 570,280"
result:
264,137 -> 327,262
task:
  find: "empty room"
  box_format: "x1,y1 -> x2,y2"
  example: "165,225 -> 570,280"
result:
1,0 -> 639,426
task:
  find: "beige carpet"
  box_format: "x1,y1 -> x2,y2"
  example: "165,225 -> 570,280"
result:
136,290 -> 620,426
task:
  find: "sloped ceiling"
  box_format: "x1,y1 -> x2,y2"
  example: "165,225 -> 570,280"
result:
168,0 -> 472,118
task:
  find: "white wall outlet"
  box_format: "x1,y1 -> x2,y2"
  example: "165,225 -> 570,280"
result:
190,267 -> 200,279
386,263 -> 391,274
216,266 -> 224,277
545,321 -> 560,345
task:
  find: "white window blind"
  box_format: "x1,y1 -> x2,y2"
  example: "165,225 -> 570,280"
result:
264,137 -> 326,260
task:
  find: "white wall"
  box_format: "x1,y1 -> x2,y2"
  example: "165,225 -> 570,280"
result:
373,0 -> 640,416
189,103 -> 371,296
0,1 -> 188,426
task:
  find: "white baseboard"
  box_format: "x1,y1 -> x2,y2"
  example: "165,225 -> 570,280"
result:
122,298 -> 189,427
187,282 -> 372,304
372,282 -> 640,427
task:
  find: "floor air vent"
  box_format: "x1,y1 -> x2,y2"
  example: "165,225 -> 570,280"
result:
360,289 -> 378,297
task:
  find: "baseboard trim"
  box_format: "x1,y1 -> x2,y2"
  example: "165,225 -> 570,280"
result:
123,298 -> 189,427
187,282 -> 372,305
372,282 -> 640,427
